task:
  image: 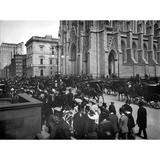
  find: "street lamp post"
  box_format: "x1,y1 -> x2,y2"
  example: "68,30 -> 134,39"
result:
56,44 -> 59,75
61,55 -> 65,74
56,43 -> 63,75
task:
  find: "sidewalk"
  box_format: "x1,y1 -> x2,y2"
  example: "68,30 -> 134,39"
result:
103,94 -> 160,139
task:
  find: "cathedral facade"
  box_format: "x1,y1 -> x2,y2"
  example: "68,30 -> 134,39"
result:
59,21 -> 160,78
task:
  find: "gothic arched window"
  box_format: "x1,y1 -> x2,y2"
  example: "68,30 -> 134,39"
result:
157,51 -> 160,64
153,44 -> 160,64
137,22 -> 142,33
127,21 -> 131,31
143,43 -> 148,62
146,21 -> 150,35
153,45 -> 157,61
104,21 -> 110,26
132,42 -> 138,62
112,21 -> 117,31
154,23 -> 158,37
121,40 -> 126,63
40,69 -> 43,76
70,44 -> 76,61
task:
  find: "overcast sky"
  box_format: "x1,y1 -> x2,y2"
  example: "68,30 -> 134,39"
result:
0,20 -> 59,45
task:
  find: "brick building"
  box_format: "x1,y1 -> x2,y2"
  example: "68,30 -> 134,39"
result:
9,54 -> 26,78
59,21 -> 160,78
0,42 -> 24,70
1,65 -> 10,79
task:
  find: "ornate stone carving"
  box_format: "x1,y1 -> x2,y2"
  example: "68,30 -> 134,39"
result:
107,35 -> 113,51
103,31 -> 108,52
82,36 -> 89,62
70,26 -> 77,43
107,35 -> 117,53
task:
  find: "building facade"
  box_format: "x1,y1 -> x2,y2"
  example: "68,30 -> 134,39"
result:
1,65 -> 10,79
0,42 -> 24,70
1,54 -> 27,79
23,55 -> 27,77
9,54 -> 27,78
59,21 -> 160,78
25,35 -> 59,77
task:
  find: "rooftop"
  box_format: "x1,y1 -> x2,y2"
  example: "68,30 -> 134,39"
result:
25,35 -> 59,46
0,42 -> 24,46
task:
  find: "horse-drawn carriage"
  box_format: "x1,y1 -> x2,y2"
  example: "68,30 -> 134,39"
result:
140,82 -> 160,109
76,79 -> 105,101
103,78 -> 160,109
103,79 -> 129,100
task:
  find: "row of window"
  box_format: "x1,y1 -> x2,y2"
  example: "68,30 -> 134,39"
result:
106,21 -> 159,36
121,40 -> 159,63
27,44 -> 57,55
27,45 -> 32,53
40,58 -> 58,65
39,69 -> 55,76
63,21 -> 159,36
39,45 -> 57,55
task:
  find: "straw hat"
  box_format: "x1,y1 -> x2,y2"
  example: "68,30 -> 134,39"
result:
52,107 -> 63,115
89,98 -> 97,104
75,98 -> 82,103
88,110 -> 99,121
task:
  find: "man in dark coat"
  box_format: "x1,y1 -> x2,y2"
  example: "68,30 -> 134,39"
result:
73,105 -> 86,139
67,88 -> 74,108
125,112 -> 135,139
136,102 -> 147,139
85,110 -> 98,139
122,100 -> 133,114
108,105 -> 119,139
48,107 -> 71,139
98,110 -> 115,139
109,102 -> 116,115
122,100 -> 135,139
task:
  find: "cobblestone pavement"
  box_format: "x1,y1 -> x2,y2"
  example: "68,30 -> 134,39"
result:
103,94 -> 160,139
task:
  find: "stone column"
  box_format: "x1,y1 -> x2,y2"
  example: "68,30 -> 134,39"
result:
148,24 -> 153,50
156,27 -> 160,76
65,31 -> 69,75
137,28 -> 147,64
137,27 -> 147,77
138,30 -> 143,50
79,31 -> 83,75
76,21 -> 80,75
148,23 -> 157,76
97,31 -> 100,77
157,28 -> 160,56
127,28 -> 132,49
126,26 -> 135,65
115,28 -> 121,77
58,44 -> 61,74
134,21 -> 137,33
103,28 -> 109,77
80,31 -> 86,74
103,29 -> 108,52
148,25 -> 153,64
89,27 -> 98,78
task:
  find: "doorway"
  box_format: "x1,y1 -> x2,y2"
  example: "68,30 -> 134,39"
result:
108,50 -> 116,77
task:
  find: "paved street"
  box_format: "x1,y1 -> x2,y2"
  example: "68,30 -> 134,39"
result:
1,20 -> 160,140
103,94 -> 160,139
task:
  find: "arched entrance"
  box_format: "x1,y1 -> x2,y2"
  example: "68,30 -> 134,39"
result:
108,50 -> 117,77
70,43 -> 76,74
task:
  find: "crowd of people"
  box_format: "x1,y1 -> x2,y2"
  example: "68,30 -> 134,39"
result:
0,75 -> 148,140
